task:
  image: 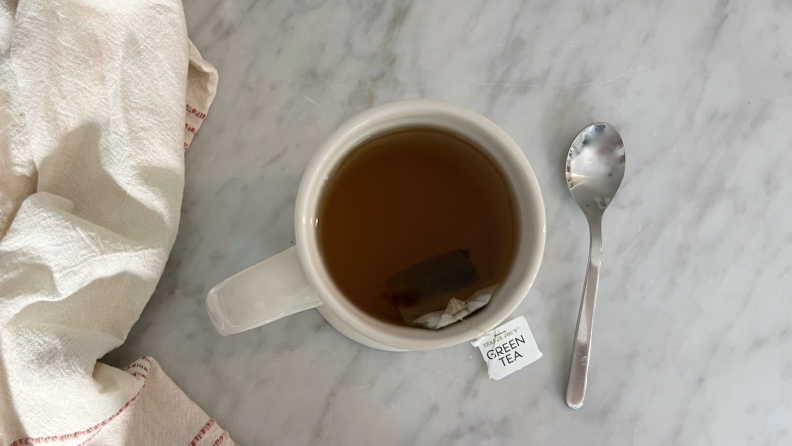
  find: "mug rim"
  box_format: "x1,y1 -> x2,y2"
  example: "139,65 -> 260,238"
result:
295,99 -> 545,350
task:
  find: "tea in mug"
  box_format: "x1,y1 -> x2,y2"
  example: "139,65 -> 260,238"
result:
317,128 -> 516,326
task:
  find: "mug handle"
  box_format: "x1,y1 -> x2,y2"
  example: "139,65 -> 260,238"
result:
206,246 -> 322,335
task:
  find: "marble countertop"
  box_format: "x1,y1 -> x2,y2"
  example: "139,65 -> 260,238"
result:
105,0 -> 792,444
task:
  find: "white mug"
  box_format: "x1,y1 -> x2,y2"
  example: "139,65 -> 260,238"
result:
206,99 -> 545,351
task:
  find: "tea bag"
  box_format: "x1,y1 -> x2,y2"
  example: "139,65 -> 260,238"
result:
386,249 -> 495,329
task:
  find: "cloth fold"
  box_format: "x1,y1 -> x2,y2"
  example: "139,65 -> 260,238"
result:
0,0 -> 232,444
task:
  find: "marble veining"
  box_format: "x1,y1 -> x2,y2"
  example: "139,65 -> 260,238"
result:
104,0 -> 792,444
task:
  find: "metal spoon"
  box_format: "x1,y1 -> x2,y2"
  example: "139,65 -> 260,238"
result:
564,123 -> 625,409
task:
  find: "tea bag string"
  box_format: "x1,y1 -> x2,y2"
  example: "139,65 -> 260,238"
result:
449,308 -> 497,339
450,309 -> 499,377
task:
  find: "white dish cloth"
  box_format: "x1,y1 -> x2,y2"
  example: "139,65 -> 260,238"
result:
0,0 -> 234,444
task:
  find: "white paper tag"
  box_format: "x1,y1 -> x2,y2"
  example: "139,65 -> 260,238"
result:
471,316 -> 542,380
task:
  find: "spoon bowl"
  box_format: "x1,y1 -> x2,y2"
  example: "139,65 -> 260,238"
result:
566,123 -> 625,217
564,122 -> 625,409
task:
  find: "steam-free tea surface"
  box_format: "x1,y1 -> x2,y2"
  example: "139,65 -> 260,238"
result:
317,129 -> 516,325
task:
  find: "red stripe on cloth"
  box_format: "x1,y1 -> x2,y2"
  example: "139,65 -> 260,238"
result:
9,385 -> 146,445
75,429 -> 100,446
127,363 -> 148,372
211,431 -> 229,446
186,104 -> 207,119
8,358 -> 152,446
190,418 -> 216,446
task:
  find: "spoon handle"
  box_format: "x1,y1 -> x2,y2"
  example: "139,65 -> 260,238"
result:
565,218 -> 602,409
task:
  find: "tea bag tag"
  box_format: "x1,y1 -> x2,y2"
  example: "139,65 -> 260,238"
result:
471,316 -> 542,380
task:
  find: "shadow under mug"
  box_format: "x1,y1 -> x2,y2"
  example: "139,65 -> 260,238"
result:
206,99 -> 545,351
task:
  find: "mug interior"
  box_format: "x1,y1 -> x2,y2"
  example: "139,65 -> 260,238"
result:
296,99 -> 545,350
